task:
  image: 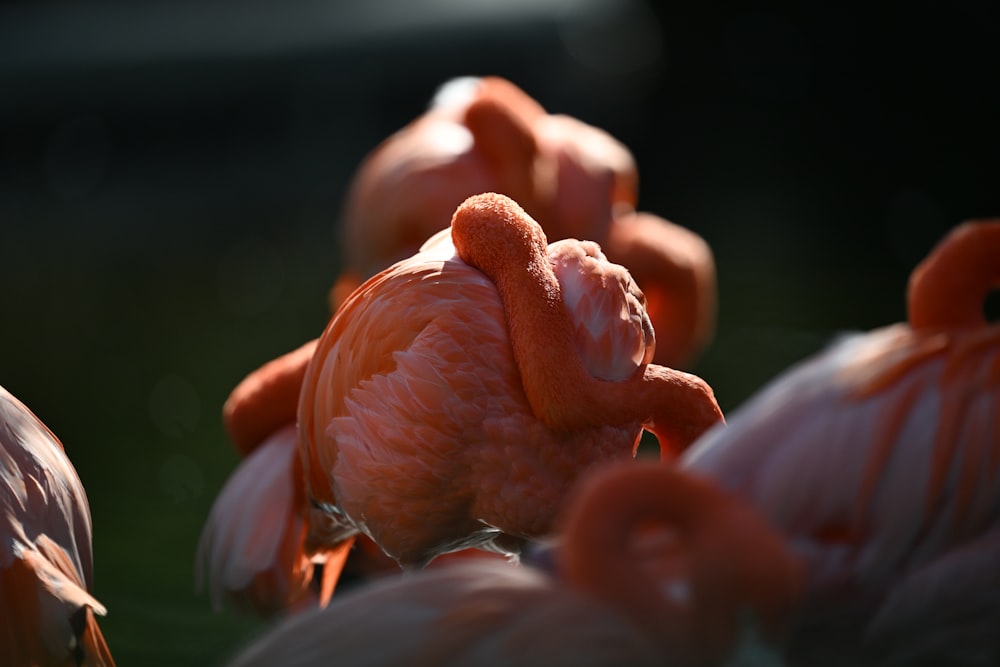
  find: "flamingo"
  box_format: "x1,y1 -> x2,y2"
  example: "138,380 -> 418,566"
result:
681,220 -> 1000,665
300,192 -> 722,565
223,461 -> 802,667
0,384 -> 115,666
331,75 -> 716,369
198,192 -> 723,614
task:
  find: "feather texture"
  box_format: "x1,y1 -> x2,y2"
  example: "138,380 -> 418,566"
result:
682,220 -> 1000,665
1,384 -> 114,666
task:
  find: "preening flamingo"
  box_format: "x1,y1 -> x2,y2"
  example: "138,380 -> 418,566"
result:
300,192 -> 722,566
0,384 -> 115,667
223,461 -> 802,667
681,220 -> 1000,666
199,192 -> 723,614
332,75 -> 716,369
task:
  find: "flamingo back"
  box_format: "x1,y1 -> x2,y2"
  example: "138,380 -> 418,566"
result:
682,325 -> 1000,586
298,224 -> 647,566
681,219 -> 1000,663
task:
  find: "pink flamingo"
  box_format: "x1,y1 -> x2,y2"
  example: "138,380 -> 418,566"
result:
198,192 -> 723,614
331,76 -> 716,369
0,385 -> 115,666
681,220 -> 1000,665
223,461 -> 802,667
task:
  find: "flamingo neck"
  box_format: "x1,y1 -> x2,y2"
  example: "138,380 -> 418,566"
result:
450,193 -> 723,457
559,463 -> 803,666
223,339 -> 318,456
558,463 -> 732,666
908,220 -> 1000,331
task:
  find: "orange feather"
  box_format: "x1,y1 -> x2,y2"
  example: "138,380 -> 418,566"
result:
299,193 -> 723,569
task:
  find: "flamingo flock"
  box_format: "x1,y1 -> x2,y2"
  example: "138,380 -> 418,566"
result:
4,75 -> 997,667
197,192 -> 724,615
224,461 -> 803,667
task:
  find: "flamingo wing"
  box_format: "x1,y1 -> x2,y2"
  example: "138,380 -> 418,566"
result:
683,325 -> 1000,586
546,238 -> 654,382
682,220 -> 1000,665
196,425 -> 320,615
1,385 -> 114,666
1,386 -> 93,582
298,232 -> 535,564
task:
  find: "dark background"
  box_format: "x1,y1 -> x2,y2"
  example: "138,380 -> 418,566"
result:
1,1 -> 998,664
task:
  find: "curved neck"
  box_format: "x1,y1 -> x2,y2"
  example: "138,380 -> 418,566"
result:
450,193 -> 723,457
908,220 -> 1000,330
223,339 -> 318,456
559,462 -> 802,666
559,463 -> 729,665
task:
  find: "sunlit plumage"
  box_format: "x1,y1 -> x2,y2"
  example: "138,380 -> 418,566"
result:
223,461 -> 801,667
198,343 -> 509,617
199,192 -> 723,614
332,75 -> 716,368
0,384 -> 115,667
681,220 -> 1000,665
300,193 -> 722,566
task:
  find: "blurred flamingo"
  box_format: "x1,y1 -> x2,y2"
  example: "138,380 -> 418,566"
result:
1,384 -> 115,666
199,192 -> 723,614
331,76 -> 716,369
224,460 -> 802,667
681,220 -> 1000,665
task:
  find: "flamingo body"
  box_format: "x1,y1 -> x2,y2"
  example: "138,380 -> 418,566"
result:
311,243 -> 600,559
300,193 -> 722,567
301,213 -> 655,566
681,220 -> 1000,665
0,385 -> 114,666
224,461 -> 801,667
